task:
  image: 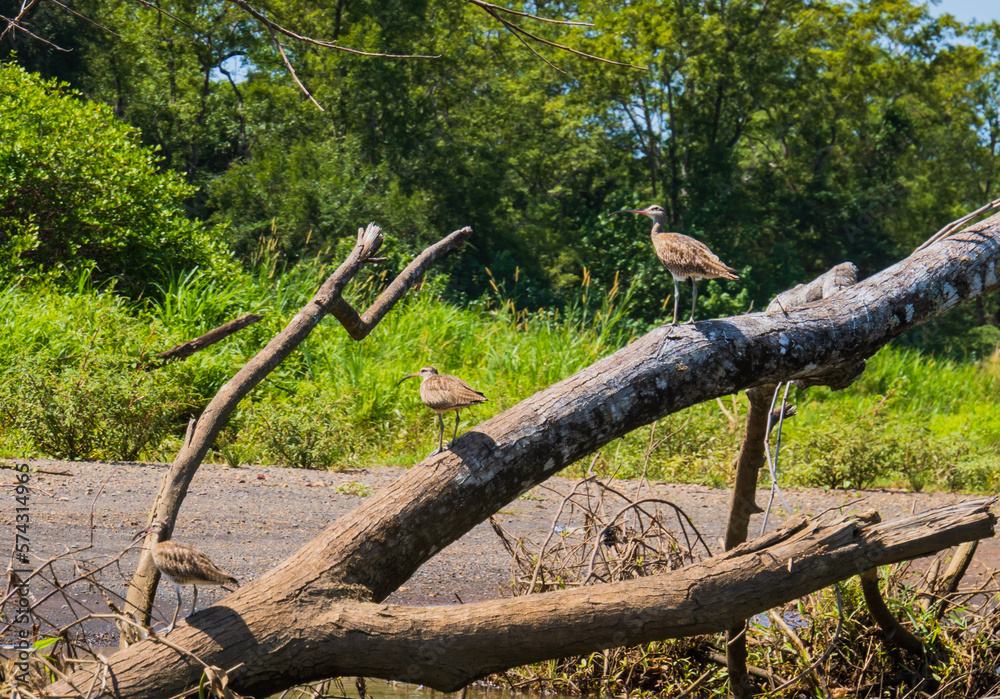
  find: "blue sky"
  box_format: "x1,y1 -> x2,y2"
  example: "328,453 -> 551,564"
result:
928,0 -> 1000,24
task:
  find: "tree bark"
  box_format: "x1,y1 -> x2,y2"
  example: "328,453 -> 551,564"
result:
723,385 -> 773,698
49,500 -> 995,697
931,539 -> 980,619
52,215 -> 1000,696
859,568 -> 924,655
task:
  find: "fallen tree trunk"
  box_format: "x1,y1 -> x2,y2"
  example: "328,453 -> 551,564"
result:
50,500 -> 995,697
49,215 -> 1000,696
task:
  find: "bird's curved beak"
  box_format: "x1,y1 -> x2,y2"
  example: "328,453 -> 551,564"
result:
610,209 -> 646,217
396,373 -> 420,386
132,526 -> 154,542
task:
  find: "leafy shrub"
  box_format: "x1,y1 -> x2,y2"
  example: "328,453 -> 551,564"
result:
3,355 -> 188,461
0,279 -> 192,461
245,387 -> 353,470
335,481 -> 373,497
0,62 -> 234,292
785,417 -> 966,491
964,324 -> 1000,360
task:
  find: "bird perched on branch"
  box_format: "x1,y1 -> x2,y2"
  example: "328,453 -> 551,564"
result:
135,521 -> 239,634
397,366 -> 487,456
611,204 -> 739,325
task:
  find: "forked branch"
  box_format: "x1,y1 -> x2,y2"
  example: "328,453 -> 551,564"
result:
325,226 -> 472,340
122,223 -> 472,628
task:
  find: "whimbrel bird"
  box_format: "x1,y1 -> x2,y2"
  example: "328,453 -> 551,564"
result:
397,366 -> 487,455
135,521 -> 239,634
611,204 -> 739,324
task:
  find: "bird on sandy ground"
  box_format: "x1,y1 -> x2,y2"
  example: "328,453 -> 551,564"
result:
611,204 -> 739,325
397,365 -> 487,456
134,521 -> 239,634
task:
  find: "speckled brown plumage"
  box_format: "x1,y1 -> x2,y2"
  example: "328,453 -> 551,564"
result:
611,204 -> 740,324
651,232 -> 739,282
398,366 -> 487,455
418,372 -> 487,413
138,521 -> 238,633
152,540 -> 239,587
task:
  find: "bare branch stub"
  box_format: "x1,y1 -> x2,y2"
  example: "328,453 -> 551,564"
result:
156,313 -> 263,364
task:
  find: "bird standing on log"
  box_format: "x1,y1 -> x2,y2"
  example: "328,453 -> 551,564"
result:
397,366 -> 487,456
611,204 -> 739,325
135,521 -> 239,634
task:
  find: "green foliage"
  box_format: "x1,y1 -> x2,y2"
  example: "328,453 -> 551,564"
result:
0,62 -> 233,292
0,265 -> 635,466
786,419 -> 963,491
243,387 -> 352,470
0,279 -> 189,460
1,262 -> 997,494
6,1 -> 1000,340
335,480 -> 373,497
3,354 -> 187,461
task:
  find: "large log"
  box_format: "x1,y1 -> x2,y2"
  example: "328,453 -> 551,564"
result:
50,215 -> 1000,697
50,500 -> 995,697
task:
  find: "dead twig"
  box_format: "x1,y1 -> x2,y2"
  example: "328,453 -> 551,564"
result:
917,197 -> 1000,251
156,313 -> 264,364
227,0 -> 439,59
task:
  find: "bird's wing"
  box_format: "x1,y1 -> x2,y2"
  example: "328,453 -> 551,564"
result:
653,233 -> 739,280
154,540 -> 238,586
421,375 -> 487,411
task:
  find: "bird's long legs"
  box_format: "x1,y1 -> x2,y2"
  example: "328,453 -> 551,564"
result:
431,413 -> 445,456
689,278 -> 698,324
448,410 -> 461,448
164,583 -> 183,634
190,585 -> 199,617
672,278 -> 681,326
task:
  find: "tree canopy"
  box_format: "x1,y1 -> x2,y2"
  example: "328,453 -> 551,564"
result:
3,0 -> 999,344
0,62 -> 233,290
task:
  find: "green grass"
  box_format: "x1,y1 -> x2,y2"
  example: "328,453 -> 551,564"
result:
0,264 -> 997,493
